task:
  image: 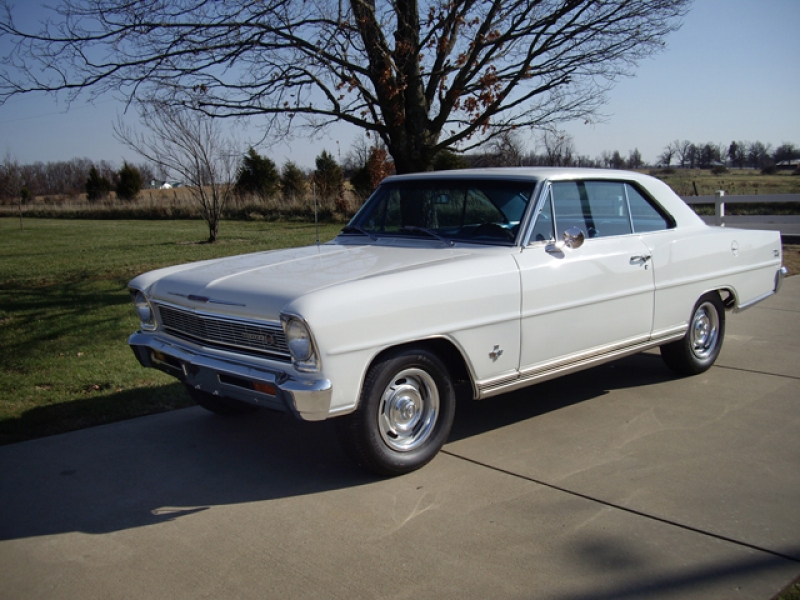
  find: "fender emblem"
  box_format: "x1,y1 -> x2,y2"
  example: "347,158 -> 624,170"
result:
244,333 -> 276,346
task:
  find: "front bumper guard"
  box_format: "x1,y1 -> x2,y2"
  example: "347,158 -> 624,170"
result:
129,332 -> 332,421
776,266 -> 789,294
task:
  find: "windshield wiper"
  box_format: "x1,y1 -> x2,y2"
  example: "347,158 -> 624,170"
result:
340,225 -> 377,241
400,226 -> 455,246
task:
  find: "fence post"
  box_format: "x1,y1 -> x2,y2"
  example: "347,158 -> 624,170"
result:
715,190 -> 726,227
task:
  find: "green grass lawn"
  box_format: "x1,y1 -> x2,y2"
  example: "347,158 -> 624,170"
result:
0,218 -> 342,444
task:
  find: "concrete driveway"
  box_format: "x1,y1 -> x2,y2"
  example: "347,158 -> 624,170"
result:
2,277 -> 799,599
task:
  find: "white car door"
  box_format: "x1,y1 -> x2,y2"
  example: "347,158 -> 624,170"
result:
514,179 -> 656,376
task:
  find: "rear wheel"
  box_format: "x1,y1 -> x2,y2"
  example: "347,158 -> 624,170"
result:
186,386 -> 259,416
336,347 -> 456,476
661,292 -> 726,375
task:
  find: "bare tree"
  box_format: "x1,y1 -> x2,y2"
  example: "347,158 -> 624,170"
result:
0,0 -> 691,173
343,137 -> 373,177
115,101 -> 238,242
672,140 -> 693,169
658,144 -> 675,167
746,141 -> 772,170
490,131 -> 526,166
0,153 -> 21,201
773,142 -> 800,164
541,130 -> 575,167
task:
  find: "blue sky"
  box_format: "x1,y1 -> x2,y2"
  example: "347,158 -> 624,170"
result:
1,0 -> 798,169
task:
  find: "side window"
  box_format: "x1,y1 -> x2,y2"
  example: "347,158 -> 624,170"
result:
551,181 -> 632,239
550,181 -> 584,235
626,184 -> 673,232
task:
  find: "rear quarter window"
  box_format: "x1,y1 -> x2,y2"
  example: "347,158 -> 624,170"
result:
626,184 -> 674,232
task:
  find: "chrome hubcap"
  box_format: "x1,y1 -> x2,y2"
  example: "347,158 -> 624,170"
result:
690,301 -> 719,359
378,368 -> 439,452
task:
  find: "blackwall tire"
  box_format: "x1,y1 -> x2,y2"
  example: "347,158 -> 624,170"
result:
660,292 -> 726,376
336,347 -> 456,476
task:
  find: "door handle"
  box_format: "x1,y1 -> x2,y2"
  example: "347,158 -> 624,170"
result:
629,255 -> 651,264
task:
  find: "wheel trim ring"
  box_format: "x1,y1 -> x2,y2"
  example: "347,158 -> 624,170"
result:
378,368 -> 439,452
690,301 -> 719,360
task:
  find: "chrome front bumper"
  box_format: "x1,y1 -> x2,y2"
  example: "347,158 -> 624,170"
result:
129,332 -> 332,421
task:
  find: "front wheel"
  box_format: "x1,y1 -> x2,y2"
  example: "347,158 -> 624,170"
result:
660,292 -> 726,375
336,347 -> 456,476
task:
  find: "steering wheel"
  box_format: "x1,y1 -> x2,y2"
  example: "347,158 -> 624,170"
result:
471,222 -> 515,241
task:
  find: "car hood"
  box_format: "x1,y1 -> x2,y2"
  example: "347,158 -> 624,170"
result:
131,242 -> 478,321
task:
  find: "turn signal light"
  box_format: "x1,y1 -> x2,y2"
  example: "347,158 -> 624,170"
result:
253,382 -> 277,396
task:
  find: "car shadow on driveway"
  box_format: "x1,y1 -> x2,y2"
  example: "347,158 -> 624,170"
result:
0,407 -> 375,541
449,350 -> 677,442
0,352 -> 677,542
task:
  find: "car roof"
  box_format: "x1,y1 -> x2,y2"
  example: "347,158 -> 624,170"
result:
382,166 -> 656,184
378,166 -> 705,229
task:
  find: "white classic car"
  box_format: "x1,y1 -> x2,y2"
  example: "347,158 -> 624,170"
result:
128,168 -> 787,475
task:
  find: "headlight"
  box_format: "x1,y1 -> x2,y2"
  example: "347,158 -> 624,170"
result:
131,290 -> 156,331
281,315 -> 319,372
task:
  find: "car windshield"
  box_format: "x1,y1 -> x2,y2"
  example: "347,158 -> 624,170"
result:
341,179 -> 536,245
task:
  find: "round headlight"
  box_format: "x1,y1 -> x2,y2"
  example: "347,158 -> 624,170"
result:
132,291 -> 156,330
285,319 -> 313,362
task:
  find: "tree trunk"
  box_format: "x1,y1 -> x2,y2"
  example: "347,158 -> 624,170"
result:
207,219 -> 219,243
389,131 -> 439,174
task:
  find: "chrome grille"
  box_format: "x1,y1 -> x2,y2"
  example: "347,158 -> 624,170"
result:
156,303 -> 290,360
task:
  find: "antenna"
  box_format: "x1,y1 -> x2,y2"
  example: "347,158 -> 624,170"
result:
312,182 -> 319,245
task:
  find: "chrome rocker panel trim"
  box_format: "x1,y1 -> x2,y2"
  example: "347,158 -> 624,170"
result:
476,327 -> 688,399
128,332 -> 332,421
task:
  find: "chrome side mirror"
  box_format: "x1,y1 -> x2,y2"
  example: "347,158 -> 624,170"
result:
563,226 -> 585,249
546,226 -> 585,254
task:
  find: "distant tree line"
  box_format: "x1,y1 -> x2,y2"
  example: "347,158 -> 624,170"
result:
0,155 -> 154,203
657,140 -> 799,172
3,136 -> 798,208
413,134 -> 799,175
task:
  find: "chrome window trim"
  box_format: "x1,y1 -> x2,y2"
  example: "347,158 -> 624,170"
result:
522,181 -> 554,247
623,183 -> 636,234
517,179 -> 546,247
524,178 -> 680,244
